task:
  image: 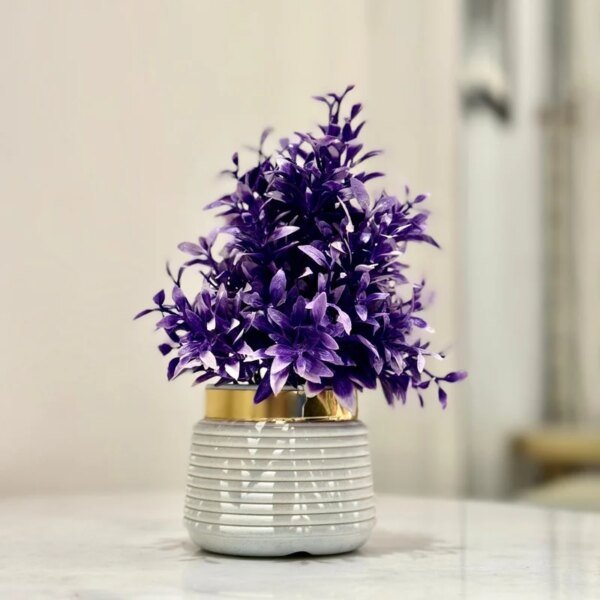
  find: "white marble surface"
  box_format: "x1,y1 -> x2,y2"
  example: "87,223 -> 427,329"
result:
1,492 -> 600,599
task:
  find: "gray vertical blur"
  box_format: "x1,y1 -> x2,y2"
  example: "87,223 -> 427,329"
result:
462,0 -> 546,497
462,0 -> 600,501
545,0 -> 600,425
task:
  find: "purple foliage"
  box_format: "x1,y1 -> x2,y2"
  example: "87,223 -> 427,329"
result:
136,86 -> 466,407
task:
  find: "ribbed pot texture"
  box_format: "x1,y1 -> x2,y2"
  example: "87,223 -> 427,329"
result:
184,419 -> 375,557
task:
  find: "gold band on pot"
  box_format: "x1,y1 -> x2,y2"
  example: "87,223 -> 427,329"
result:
204,386 -> 357,422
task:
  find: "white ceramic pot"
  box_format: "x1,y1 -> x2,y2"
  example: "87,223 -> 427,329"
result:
184,386 -> 375,557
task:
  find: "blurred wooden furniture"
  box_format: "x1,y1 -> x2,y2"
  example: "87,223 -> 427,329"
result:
515,426 -> 600,511
515,426 -> 600,479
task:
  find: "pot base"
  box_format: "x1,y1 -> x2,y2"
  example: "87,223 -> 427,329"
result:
185,518 -> 374,557
185,419 -> 375,557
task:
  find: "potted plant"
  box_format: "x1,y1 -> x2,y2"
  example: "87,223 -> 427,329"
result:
136,86 -> 465,557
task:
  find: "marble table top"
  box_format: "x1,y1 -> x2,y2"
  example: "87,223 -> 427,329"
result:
1,492 -> 599,599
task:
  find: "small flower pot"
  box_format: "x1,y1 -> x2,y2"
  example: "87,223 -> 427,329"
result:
184,385 -> 375,557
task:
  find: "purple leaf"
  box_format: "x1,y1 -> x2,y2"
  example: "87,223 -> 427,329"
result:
411,317 -> 428,328
153,290 -> 165,305
172,286 -> 187,310
271,354 -> 294,374
178,242 -> 203,256
269,269 -> 287,306
225,360 -> 240,380
156,315 -> 180,329
305,381 -> 326,396
310,359 -> 334,378
192,372 -> 217,386
269,226 -> 300,242
166,357 -> 179,381
381,380 -> 394,405
350,178 -> 369,207
294,356 -> 332,382
298,245 -> 328,268
267,307 -> 290,329
332,306 -> 352,334
350,103 -> 362,120
333,376 -> 355,409
270,365 -> 290,396
441,371 -> 468,383
260,127 -> 274,146
320,332 -> 339,351
438,386 -> 448,409
200,350 -> 218,370
309,292 -> 327,325
265,344 -> 294,360
356,335 -> 380,359
134,308 -> 156,320
254,375 -> 273,404
356,305 -> 368,321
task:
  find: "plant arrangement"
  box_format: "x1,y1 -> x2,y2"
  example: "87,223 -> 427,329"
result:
136,86 -> 466,408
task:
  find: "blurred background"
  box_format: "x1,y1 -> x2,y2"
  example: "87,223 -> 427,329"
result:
1,0 -> 598,509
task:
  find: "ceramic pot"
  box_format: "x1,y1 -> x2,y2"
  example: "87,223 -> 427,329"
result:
184,385 -> 375,557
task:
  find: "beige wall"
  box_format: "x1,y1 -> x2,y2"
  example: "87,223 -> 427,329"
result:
461,0 -> 547,497
0,1 -> 463,495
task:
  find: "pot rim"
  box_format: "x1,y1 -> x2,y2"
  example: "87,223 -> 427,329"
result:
204,386 -> 357,422
206,383 -> 301,391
